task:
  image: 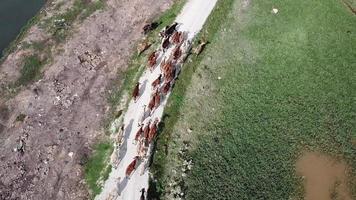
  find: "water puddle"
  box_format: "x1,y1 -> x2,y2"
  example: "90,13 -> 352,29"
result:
296,152 -> 352,200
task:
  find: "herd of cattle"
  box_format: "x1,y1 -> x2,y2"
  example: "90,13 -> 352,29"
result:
114,22 -> 192,182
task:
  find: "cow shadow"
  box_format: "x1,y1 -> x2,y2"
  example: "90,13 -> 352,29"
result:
139,80 -> 148,99
118,119 -> 134,162
117,177 -> 129,196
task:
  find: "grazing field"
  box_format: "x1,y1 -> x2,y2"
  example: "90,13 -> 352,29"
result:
151,0 -> 356,199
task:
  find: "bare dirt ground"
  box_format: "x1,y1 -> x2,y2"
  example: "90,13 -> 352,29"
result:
296,152 -> 353,200
0,0 -> 173,199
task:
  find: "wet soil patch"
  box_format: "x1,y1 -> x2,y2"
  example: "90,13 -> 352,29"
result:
296,152 -> 352,200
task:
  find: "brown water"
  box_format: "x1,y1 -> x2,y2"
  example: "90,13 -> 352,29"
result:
296,152 -> 352,200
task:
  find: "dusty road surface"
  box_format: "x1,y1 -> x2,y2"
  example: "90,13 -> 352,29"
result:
0,0 -> 173,199
95,0 -> 218,199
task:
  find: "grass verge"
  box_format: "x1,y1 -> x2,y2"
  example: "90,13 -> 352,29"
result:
84,141 -> 114,197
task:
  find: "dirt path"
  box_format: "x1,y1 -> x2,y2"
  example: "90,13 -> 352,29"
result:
0,0 -> 172,199
95,0 -> 218,199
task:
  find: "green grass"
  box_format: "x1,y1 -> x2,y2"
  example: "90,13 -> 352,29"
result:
16,54 -> 45,86
150,0 -> 356,199
84,142 -> 114,197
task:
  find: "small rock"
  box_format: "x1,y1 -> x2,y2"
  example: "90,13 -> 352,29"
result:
272,8 -> 278,14
68,152 -> 74,158
218,76 -> 222,80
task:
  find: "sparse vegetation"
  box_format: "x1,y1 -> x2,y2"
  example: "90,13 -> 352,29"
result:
47,0 -> 105,42
1,0 -> 107,93
16,54 -> 45,86
84,141 -> 114,197
150,0 -> 356,199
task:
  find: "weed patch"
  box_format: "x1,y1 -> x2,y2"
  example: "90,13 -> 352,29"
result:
16,55 -> 45,86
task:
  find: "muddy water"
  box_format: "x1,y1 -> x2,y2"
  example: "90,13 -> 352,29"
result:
296,152 -> 352,200
0,0 -> 45,57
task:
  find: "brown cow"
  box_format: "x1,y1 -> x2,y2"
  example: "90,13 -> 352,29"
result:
154,90 -> 161,109
125,156 -> 139,177
172,45 -> 182,60
171,31 -> 184,45
164,66 -> 176,83
162,60 -> 173,79
134,124 -> 143,143
143,120 -> 151,140
148,95 -> 155,115
162,36 -> 170,51
160,57 -> 167,72
164,22 -> 178,36
132,82 -> 140,102
151,74 -> 162,90
148,51 -> 158,71
148,118 -> 159,142
161,81 -> 171,95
